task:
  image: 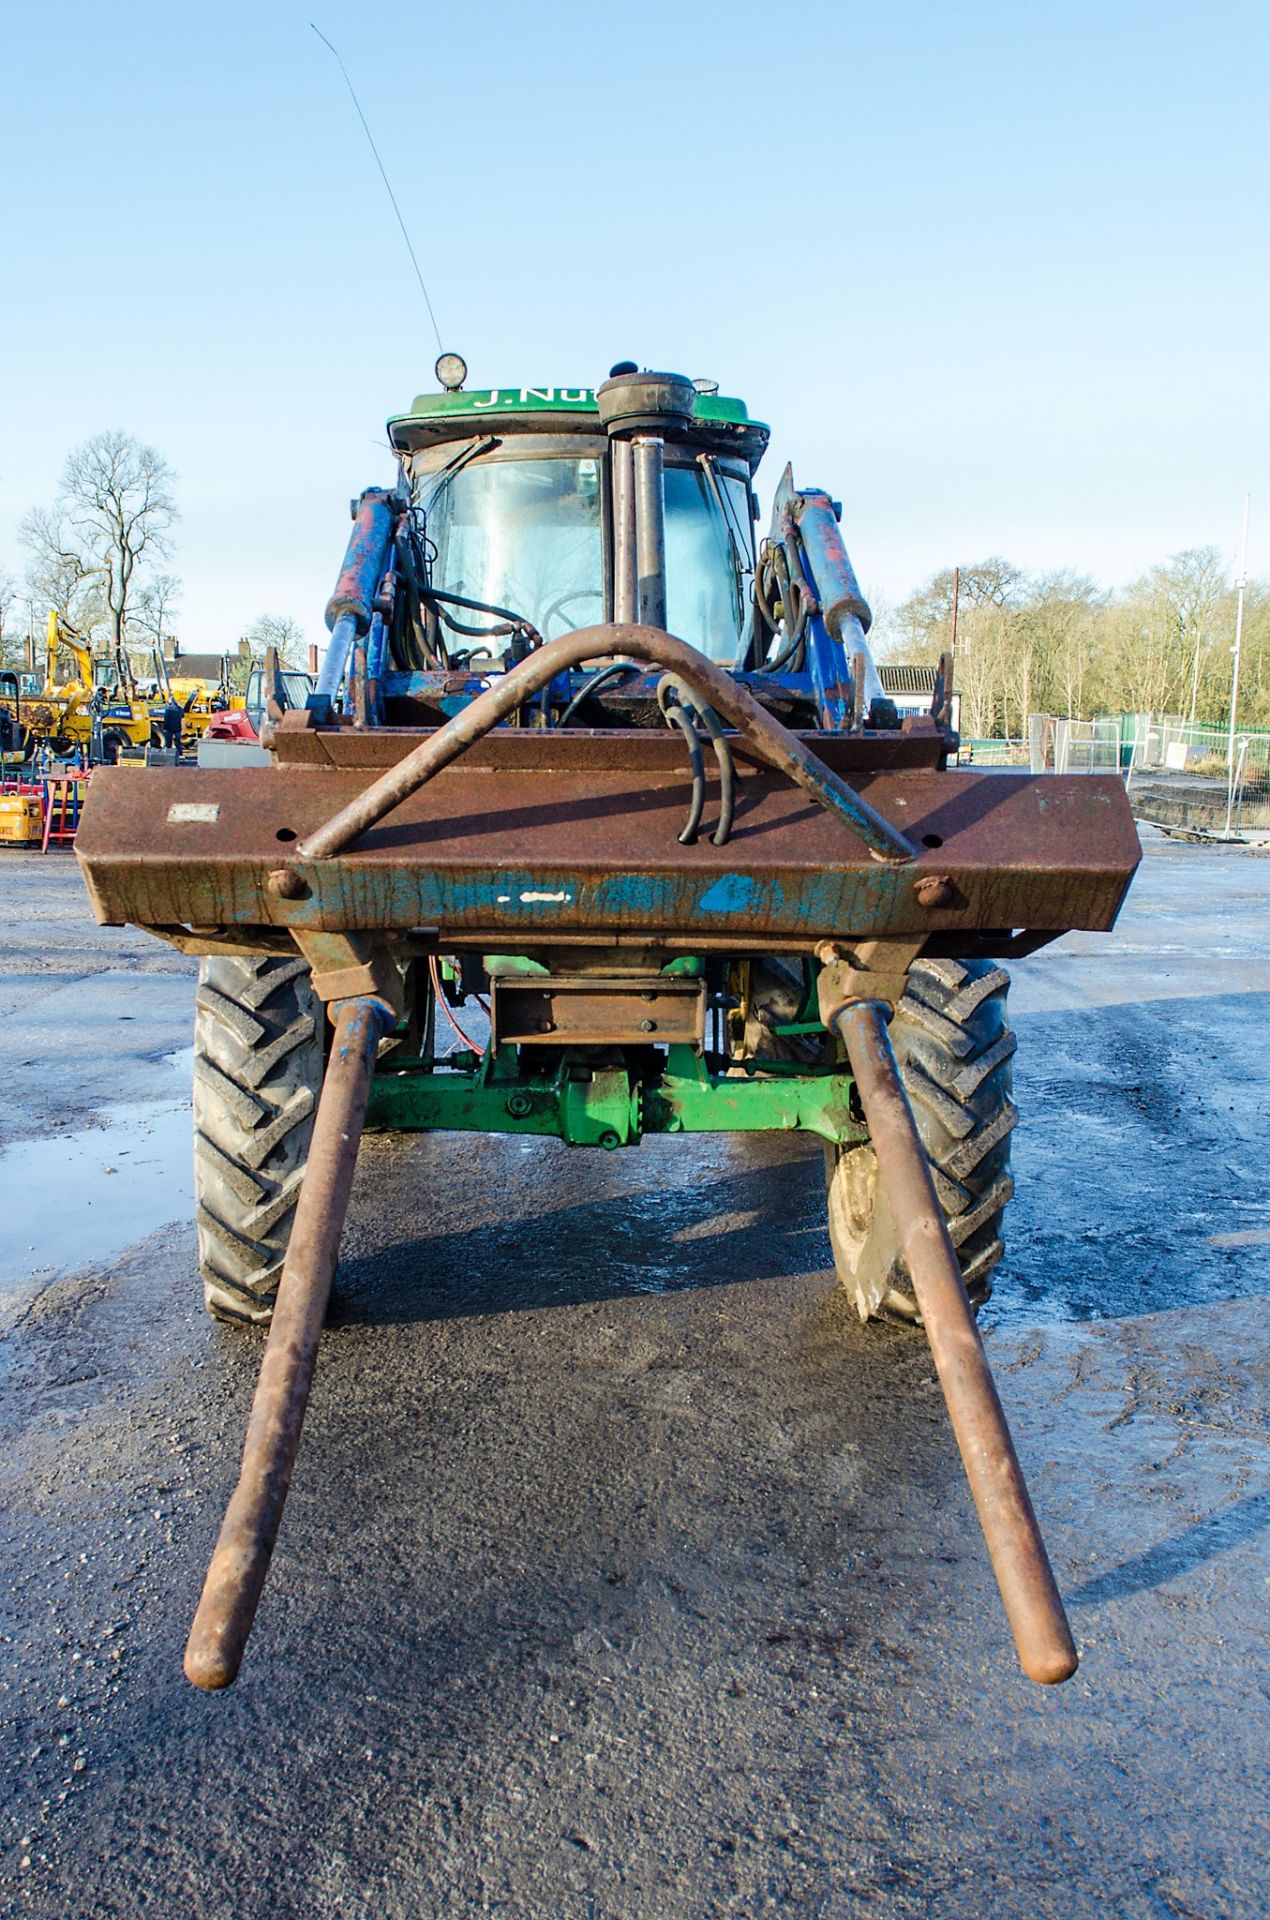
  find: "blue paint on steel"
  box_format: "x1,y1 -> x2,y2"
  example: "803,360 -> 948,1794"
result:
697,873 -> 762,914
366,611 -> 388,725
793,489 -> 882,721
266,859 -> 885,936
381,670 -> 497,704
325,489 -> 397,633
314,488 -> 398,714
590,873 -> 670,918
317,611 -> 358,702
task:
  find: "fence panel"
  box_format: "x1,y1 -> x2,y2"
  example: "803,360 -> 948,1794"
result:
1028,717 -> 1121,774
1123,715 -> 1270,836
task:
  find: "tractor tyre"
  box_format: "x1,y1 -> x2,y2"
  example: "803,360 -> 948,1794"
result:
193,954 -> 323,1326
824,957 -> 1017,1324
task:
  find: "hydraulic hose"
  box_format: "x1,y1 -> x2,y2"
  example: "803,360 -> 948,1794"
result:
552,661 -> 643,729
661,700 -> 706,844
658,673 -> 736,847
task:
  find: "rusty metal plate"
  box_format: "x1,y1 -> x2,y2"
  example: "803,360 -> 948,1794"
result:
267,716 -> 947,775
491,973 -> 706,1047
76,757 -> 1141,948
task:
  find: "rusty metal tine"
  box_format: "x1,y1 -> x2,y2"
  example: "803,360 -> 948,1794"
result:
830,998 -> 1079,1686
296,623 -> 917,866
183,996 -> 387,1691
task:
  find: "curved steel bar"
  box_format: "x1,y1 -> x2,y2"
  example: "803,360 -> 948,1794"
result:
298,624 -> 917,865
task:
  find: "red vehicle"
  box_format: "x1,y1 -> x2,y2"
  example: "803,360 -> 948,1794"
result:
206,666 -> 315,743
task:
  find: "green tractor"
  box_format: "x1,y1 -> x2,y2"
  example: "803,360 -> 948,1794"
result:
78,363 -> 1139,1692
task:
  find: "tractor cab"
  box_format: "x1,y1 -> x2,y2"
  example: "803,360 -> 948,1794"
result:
387,369 -> 769,668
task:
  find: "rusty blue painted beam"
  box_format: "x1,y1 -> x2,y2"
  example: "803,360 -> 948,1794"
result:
76,763 -> 1141,946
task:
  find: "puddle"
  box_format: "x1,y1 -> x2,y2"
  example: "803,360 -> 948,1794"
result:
0,1050 -> 194,1301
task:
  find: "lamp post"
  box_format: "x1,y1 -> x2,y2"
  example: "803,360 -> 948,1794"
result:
1225,495 -> 1251,837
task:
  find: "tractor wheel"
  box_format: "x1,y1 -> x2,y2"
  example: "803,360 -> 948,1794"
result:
824,957 -> 1017,1324
193,954 -> 323,1326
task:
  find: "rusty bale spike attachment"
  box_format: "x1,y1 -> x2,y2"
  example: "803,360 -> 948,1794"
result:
184,996 -> 388,1692
824,986 -> 1078,1687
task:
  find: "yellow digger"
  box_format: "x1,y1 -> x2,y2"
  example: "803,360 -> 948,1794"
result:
148,648 -> 241,749
0,613 -> 154,763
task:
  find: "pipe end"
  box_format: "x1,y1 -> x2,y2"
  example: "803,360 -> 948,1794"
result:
184,1635 -> 240,1691
1020,1641 -> 1079,1686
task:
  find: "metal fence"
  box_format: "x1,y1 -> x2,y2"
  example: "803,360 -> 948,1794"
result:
964,738 -> 1030,767
1019,712 -> 1270,837
1124,715 -> 1270,838
1027,717 -> 1122,775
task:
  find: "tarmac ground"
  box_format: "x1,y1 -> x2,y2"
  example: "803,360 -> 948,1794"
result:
0,830 -> 1268,1918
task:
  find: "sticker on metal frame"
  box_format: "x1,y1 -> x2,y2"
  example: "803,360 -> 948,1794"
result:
167,803 -> 221,824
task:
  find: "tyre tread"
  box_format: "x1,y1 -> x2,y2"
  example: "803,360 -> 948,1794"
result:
193,955 -> 322,1325
824,956 -> 1015,1322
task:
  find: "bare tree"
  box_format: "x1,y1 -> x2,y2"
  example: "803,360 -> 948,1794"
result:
19,504 -> 104,635
129,571 -> 182,664
57,431 -> 178,661
1023,572 -> 1103,721
1167,547 -> 1227,725
243,613 -> 307,667
0,568 -> 18,672
881,548 -> 1268,739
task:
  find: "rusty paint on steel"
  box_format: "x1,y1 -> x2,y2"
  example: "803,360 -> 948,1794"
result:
77,761 -> 1141,945
490,973 -> 707,1048
183,995 -> 388,1691
293,626 -> 920,866
824,987 -> 1078,1687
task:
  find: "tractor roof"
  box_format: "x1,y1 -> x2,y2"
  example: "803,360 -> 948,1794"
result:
387,384 -> 769,470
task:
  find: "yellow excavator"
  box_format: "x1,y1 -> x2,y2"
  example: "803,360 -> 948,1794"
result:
0,613 -> 154,763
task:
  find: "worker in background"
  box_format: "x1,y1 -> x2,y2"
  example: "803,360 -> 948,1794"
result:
162,688 -> 198,754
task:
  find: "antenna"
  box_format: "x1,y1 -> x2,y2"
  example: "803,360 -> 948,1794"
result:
311,23 -> 444,355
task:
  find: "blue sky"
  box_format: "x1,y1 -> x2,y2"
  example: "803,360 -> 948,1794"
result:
2,0 -> 1266,653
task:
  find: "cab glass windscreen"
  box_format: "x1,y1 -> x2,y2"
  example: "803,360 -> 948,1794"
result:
664,465 -> 752,663
423,456 -> 604,641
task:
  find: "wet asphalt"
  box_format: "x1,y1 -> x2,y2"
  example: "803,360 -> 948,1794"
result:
0,833 -> 1267,1919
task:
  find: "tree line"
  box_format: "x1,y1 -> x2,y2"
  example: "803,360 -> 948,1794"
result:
874,551 -> 1269,739
0,430 -> 305,686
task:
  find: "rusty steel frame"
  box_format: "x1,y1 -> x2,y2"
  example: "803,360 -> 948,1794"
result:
77,760 -> 1140,952
822,977 -> 1078,1686
490,972 -> 707,1048
184,996 -> 388,1690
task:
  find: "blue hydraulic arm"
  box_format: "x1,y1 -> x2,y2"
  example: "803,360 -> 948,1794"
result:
758,465 -> 888,732
311,487 -> 401,722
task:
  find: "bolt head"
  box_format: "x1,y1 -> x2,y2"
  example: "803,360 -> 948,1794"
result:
913,873 -> 957,909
